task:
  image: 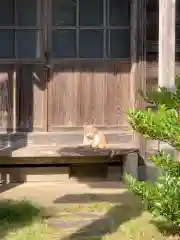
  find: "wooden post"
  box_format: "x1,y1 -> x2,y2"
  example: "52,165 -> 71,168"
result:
131,0 -> 147,180
132,0 -> 147,158
158,0 -> 178,159
12,71 -> 16,133
158,0 -> 176,90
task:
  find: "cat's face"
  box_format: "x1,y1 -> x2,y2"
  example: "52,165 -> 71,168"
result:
83,125 -> 97,139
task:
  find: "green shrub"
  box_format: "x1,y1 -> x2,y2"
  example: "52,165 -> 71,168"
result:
125,77 -> 180,227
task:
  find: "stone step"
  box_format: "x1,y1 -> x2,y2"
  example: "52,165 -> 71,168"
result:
0,134 -> 9,149
0,128 -> 132,147
27,132 -> 132,146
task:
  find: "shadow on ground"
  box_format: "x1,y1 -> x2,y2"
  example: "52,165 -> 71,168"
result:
61,203 -> 142,239
72,181 -> 126,189
0,183 -> 22,194
53,191 -> 143,239
0,199 -> 49,239
54,190 -> 137,205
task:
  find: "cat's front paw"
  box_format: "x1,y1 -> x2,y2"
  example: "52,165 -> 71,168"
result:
91,144 -> 98,149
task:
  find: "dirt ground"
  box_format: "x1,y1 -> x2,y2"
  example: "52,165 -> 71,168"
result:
0,181 -> 126,206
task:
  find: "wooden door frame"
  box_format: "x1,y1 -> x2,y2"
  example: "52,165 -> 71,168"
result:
15,0 -> 49,132
45,0 -> 52,132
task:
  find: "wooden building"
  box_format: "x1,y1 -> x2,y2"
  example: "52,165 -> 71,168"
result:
0,0 -> 177,182
0,0 -> 146,150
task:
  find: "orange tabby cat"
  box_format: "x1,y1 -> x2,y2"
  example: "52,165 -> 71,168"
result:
83,125 -> 107,148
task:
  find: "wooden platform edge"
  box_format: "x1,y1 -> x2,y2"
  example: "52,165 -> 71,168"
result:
0,148 -> 138,166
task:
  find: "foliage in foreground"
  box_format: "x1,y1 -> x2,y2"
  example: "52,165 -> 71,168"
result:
125,77 -> 180,227
0,200 -> 52,240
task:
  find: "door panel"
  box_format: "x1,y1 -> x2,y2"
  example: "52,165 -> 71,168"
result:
17,64 -> 47,131
47,0 -> 131,130
48,60 -> 131,130
0,65 -> 13,132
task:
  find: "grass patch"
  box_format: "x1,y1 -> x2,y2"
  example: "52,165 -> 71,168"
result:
1,222 -> 52,240
0,193 -> 180,239
0,200 -> 54,240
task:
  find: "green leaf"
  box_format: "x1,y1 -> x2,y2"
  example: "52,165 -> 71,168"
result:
125,75 -> 180,227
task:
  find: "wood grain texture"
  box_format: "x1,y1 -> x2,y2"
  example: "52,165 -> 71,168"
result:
146,60 -> 180,97
130,0 -> 138,111
131,0 -> 147,157
48,60 -> 131,130
17,64 -> 47,132
0,65 -> 13,132
147,61 -> 180,79
158,0 -> 176,89
0,145 -> 137,162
